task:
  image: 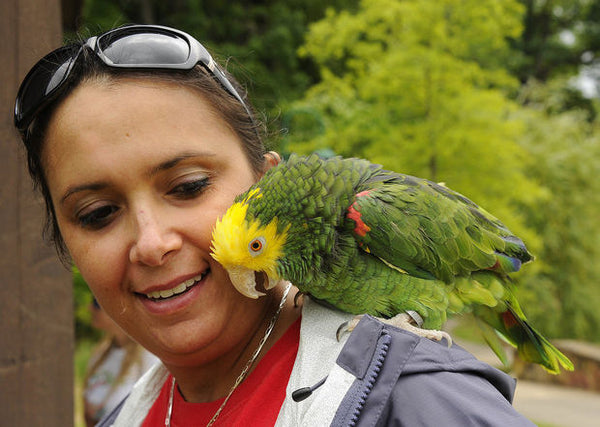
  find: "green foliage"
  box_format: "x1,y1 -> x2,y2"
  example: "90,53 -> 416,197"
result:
511,0 -> 600,82
516,105 -> 600,341
78,0 -> 359,112
73,266 -> 99,340
74,339 -> 96,427
285,0 -> 545,251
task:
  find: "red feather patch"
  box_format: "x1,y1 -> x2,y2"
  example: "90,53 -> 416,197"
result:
347,191 -> 372,237
501,311 -> 519,329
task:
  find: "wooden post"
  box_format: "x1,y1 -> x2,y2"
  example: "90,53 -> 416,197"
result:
1,1 -> 74,426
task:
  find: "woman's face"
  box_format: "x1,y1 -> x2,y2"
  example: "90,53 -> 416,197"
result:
44,78 -> 266,365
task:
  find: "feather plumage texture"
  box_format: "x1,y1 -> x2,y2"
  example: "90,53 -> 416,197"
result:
211,154 -> 573,374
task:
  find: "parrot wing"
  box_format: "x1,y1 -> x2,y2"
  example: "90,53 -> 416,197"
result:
345,171 -> 532,283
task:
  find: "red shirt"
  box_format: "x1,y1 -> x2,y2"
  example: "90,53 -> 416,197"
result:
143,318 -> 301,427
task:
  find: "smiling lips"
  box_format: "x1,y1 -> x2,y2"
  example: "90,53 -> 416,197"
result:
145,271 -> 207,300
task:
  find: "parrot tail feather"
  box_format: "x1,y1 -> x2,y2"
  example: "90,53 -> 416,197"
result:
477,305 -> 574,374
486,252 -> 523,274
474,317 -> 510,367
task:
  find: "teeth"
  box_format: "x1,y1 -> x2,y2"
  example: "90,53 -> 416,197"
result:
146,273 -> 204,300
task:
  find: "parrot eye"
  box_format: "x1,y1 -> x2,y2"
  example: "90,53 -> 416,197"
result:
248,237 -> 266,256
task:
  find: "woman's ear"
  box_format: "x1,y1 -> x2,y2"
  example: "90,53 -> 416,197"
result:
261,151 -> 281,176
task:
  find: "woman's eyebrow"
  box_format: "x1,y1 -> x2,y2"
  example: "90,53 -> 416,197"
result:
60,182 -> 109,205
147,151 -> 216,176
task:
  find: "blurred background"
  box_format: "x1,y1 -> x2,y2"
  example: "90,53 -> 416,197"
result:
9,0 -> 600,426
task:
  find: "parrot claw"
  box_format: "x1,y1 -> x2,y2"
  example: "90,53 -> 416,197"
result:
337,313 -> 452,346
336,315 -> 363,341
385,312 -> 453,347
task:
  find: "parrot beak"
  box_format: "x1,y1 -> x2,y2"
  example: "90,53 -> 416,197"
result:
266,274 -> 280,290
227,266 -> 265,299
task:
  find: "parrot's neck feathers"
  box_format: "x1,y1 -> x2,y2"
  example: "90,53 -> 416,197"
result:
241,187 -> 263,204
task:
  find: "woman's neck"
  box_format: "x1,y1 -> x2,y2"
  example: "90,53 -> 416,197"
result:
165,283 -> 301,403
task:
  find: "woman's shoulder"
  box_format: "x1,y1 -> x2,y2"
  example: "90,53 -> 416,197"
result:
331,314 -> 536,426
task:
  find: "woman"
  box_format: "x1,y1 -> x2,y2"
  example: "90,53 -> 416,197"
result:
14,24 -> 535,426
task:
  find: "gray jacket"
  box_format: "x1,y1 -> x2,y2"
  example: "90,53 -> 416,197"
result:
100,298 -> 535,426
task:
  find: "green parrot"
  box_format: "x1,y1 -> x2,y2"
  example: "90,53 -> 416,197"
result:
211,154 -> 573,374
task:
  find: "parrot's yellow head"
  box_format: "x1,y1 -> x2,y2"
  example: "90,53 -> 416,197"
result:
211,188 -> 289,299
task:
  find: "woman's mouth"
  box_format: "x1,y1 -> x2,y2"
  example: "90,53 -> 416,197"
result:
144,270 -> 208,301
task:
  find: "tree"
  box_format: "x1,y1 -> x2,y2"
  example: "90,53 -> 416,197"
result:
516,96 -> 600,341
77,0 -> 359,111
511,0 -> 600,120
285,0 -> 544,247
287,0 -> 600,341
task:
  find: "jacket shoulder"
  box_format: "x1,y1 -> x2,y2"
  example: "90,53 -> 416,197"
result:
333,315 -> 535,426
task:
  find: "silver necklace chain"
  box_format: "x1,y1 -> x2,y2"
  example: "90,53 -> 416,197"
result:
165,283 -> 292,427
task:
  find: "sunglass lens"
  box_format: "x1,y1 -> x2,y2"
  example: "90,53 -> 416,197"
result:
98,31 -> 191,66
16,45 -> 79,128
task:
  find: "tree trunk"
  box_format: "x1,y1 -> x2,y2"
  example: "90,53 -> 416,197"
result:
1,0 -> 74,425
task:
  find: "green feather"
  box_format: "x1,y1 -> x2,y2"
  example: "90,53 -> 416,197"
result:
475,317 -> 511,368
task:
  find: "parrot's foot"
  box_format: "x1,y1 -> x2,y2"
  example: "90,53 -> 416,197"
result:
386,312 -> 453,346
336,315 -> 363,341
336,312 -> 452,346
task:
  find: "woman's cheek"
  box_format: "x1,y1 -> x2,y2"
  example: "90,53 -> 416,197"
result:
69,235 -> 126,293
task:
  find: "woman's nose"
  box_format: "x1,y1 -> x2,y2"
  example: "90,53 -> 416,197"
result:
129,208 -> 182,266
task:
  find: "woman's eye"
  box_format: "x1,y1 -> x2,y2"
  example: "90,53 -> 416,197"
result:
77,205 -> 119,229
168,177 -> 209,199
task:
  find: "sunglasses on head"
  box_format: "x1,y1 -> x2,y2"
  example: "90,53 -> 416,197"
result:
14,24 -> 252,137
